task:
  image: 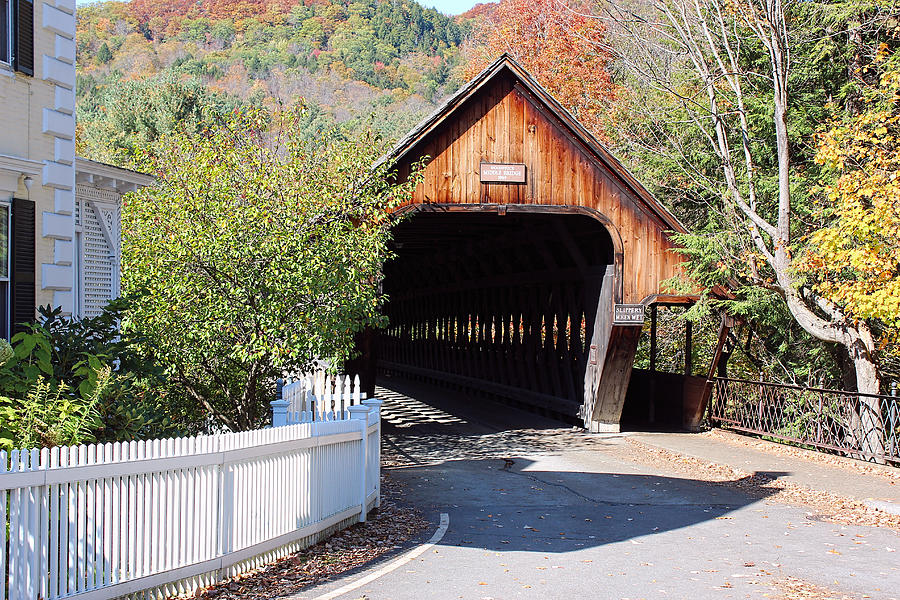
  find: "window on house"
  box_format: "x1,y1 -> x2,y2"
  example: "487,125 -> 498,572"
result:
0,0 -> 9,64
2,0 -> 33,75
0,201 -> 10,339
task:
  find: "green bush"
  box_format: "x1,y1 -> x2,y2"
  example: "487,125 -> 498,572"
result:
122,107 -> 420,431
0,377 -> 102,450
0,300 -> 183,451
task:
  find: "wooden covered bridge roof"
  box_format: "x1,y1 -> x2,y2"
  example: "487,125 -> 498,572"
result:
386,54 -> 694,306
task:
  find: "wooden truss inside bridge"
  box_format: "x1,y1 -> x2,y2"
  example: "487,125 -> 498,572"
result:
381,210 -> 613,421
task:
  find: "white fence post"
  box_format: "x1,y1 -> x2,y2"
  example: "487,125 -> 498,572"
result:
362,399 -> 382,508
348,405 -> 370,523
271,379 -> 290,428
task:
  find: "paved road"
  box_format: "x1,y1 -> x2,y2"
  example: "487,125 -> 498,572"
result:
304,377 -> 900,600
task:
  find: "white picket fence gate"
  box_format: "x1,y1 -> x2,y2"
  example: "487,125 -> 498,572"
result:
0,397 -> 382,600
273,373 -> 368,426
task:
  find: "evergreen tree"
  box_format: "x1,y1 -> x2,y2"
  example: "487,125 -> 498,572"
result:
96,41 -> 113,64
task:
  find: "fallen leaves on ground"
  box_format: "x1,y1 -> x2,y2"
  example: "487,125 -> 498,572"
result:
773,576 -> 856,600
193,473 -> 428,600
625,438 -> 900,532
702,429 -> 900,484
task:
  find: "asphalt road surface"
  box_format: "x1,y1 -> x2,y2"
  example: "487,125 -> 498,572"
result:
308,376 -> 900,600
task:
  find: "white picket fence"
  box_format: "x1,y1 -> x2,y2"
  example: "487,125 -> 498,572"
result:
0,398 -> 382,600
273,373 -> 367,426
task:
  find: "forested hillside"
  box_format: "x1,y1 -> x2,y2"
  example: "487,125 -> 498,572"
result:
75,0 -> 470,163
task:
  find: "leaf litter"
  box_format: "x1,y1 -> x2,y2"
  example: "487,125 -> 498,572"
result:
192,472 -> 427,600
625,437 -> 900,532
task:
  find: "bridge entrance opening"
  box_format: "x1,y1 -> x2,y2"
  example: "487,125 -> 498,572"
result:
375,208 -> 615,422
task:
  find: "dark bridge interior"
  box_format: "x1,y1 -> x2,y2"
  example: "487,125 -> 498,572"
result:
377,209 -> 614,420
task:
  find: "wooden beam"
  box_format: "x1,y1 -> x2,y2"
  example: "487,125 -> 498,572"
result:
699,314 -> 732,423
588,325 -> 641,432
640,294 -> 701,306
389,266 -> 607,300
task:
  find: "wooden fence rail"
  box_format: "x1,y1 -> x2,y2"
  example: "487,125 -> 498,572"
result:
0,398 -> 382,600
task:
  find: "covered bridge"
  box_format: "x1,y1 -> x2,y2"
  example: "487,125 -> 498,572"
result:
355,55 -> 723,432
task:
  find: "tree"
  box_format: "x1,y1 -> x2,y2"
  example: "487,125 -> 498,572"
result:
129,0 -> 198,34
801,48 -> 900,333
96,41 -> 113,64
122,106 -> 419,431
76,72 -> 238,167
465,0 -> 617,139
598,0 -> 893,454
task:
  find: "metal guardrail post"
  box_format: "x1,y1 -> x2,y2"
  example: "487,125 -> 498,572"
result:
891,382 -> 898,457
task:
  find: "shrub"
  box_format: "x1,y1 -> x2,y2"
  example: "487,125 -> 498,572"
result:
0,301 -> 182,450
122,106 -> 421,431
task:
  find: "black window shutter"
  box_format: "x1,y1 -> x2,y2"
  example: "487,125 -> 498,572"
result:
11,198 -> 35,335
13,0 -> 34,76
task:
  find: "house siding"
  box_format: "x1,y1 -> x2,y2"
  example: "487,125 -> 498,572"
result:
0,1 -> 72,318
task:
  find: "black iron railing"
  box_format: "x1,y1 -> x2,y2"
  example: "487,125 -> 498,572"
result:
709,377 -> 900,465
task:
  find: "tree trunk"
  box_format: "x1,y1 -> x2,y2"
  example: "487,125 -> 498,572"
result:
781,287 -> 884,460
851,334 -> 884,462
765,12 -> 884,459
829,344 -> 858,392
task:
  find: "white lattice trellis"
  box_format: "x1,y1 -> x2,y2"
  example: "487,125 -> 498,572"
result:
75,185 -> 122,319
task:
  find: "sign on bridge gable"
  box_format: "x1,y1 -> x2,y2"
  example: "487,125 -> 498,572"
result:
480,162 -> 527,183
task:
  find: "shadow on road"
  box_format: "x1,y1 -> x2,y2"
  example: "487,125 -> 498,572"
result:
392,457 -> 780,553
384,454 -> 783,554
376,376 -> 783,554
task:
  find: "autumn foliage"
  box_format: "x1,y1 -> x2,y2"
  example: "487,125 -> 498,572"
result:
128,0 -> 191,24
465,0 -> 616,139
129,0 -> 298,26
458,2 -> 498,21
801,50 -> 900,331
76,0 -> 466,148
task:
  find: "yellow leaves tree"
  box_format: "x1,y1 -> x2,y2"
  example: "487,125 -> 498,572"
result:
802,50 -> 900,333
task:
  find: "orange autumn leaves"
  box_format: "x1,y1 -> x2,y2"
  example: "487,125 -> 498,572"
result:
465,0 -> 616,141
129,0 -> 299,30
800,55 -> 900,331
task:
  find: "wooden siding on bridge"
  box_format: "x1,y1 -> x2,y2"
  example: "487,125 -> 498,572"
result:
393,68 -> 686,305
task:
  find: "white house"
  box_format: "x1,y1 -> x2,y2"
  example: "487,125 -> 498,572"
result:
1,0 -> 148,335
